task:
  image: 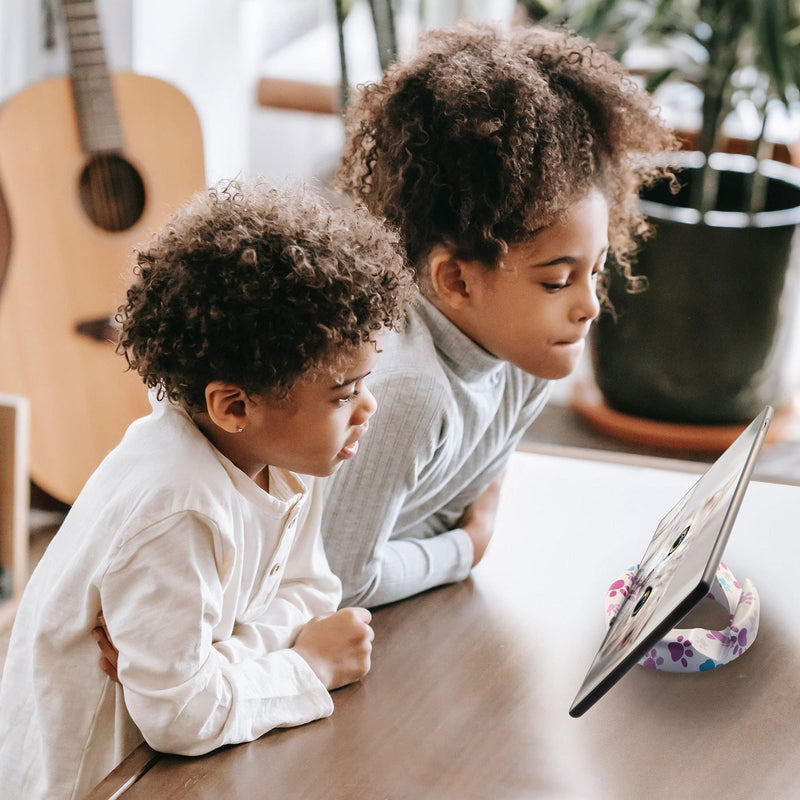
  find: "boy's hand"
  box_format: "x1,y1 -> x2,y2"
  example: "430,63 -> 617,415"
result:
459,470 -> 506,567
292,607 -> 374,690
92,611 -> 120,683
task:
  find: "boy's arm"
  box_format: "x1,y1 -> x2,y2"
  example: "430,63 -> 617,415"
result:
101,511 -> 341,756
322,374 -> 474,608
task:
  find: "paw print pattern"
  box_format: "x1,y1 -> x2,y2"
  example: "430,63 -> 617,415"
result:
605,569 -> 637,624
704,626 -> 749,657
705,630 -> 731,647
730,626 -> 748,656
739,591 -> 756,607
611,563 -> 758,673
607,579 -> 628,600
667,636 -> 694,667
641,648 -> 664,669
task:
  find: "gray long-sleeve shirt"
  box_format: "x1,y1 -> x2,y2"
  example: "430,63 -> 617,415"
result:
322,296 -> 551,607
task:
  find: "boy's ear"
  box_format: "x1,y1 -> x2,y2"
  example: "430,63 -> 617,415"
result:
204,382 -> 248,434
427,247 -> 472,310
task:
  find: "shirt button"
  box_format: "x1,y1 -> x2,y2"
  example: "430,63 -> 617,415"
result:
269,563 -> 281,576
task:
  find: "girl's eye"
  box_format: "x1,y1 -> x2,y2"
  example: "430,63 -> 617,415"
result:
543,282 -> 569,292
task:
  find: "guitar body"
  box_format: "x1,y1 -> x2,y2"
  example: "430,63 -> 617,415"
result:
0,72 -> 205,503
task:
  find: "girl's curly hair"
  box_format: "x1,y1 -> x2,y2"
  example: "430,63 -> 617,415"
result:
117,181 -> 415,411
336,23 -> 678,283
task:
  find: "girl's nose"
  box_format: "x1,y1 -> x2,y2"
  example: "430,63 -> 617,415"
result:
575,278 -> 601,323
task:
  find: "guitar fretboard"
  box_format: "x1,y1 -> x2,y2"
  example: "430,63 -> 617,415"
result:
61,0 -> 123,153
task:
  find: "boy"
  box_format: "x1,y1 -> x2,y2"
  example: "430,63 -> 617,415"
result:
0,181 -> 414,799
322,23 -> 677,606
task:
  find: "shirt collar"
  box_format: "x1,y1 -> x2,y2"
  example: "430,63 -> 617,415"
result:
153,391 -> 308,513
413,294 -> 505,383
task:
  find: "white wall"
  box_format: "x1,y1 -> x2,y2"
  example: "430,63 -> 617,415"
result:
0,0 -> 132,103
131,0 -> 518,185
132,0 -> 333,185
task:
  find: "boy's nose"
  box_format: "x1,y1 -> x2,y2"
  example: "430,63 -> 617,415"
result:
354,385 -> 377,424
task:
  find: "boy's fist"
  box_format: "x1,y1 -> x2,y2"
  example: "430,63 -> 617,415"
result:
292,607 -> 374,690
92,612 -> 119,683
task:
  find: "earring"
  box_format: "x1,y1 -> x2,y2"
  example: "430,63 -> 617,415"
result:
236,426 -> 243,433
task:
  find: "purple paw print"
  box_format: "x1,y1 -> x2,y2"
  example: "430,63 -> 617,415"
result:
706,630 -> 731,647
740,591 -> 756,607
667,636 -> 694,667
730,626 -> 748,656
641,648 -> 664,669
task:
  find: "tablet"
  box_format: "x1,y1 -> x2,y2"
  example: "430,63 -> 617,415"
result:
569,405 -> 773,718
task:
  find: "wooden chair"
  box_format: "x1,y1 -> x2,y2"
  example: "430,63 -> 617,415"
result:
0,393 -> 29,624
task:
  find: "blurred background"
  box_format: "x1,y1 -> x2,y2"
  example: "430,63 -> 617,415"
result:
0,1 -> 799,611
2,0 -> 799,413
0,1 -> 521,186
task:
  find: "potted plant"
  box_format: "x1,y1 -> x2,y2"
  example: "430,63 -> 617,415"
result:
334,0 -> 398,111
522,0 -> 800,433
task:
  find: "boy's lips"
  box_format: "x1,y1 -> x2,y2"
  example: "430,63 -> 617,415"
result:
338,423 -> 369,459
338,440 -> 360,459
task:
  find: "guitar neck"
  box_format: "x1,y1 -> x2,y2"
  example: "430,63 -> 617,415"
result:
61,0 -> 123,153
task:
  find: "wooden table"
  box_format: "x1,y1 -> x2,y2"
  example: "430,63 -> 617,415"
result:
92,451 -> 800,800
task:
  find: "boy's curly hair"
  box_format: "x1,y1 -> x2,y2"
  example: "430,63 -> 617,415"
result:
117,181 -> 415,411
336,23 -> 678,282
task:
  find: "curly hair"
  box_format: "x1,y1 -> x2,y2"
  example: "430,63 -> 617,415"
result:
117,181 -> 415,410
336,23 -> 678,283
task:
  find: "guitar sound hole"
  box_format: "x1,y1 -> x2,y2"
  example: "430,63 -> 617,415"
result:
79,154 -> 145,232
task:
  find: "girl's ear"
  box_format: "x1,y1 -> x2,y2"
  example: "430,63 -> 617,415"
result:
427,246 -> 472,310
204,382 -> 248,434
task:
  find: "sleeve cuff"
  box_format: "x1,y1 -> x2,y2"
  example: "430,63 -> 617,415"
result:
450,527 -> 475,581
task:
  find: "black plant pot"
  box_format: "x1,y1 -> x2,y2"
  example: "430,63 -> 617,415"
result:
593,153 -> 800,425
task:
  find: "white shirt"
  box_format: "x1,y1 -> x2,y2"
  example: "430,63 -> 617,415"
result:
0,396 -> 341,800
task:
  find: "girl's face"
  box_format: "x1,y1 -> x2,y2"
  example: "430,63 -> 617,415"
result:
445,188 -> 608,380
233,337 -> 382,481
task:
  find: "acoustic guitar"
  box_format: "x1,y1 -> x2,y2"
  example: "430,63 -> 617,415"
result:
0,0 -> 205,504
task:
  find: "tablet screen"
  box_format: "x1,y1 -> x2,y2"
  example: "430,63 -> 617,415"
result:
569,406 -> 772,717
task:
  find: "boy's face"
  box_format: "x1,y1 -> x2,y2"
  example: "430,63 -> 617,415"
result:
243,337 -> 382,478
449,188 -> 607,380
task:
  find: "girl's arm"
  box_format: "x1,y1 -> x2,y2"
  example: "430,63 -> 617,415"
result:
322,372 -> 474,607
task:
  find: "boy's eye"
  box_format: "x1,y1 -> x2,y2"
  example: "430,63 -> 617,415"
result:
335,384 -> 361,405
